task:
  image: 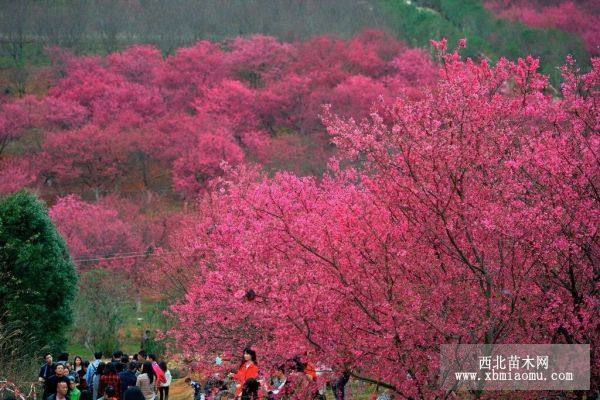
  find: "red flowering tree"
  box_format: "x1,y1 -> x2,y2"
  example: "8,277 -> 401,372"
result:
225,35 -> 296,86
107,45 -> 164,86
155,40 -> 229,110
170,48 -> 599,398
0,158 -> 37,195
0,96 -> 41,157
173,131 -> 245,198
1,32 -> 437,200
49,195 -> 143,271
49,193 -> 171,313
40,124 -> 133,197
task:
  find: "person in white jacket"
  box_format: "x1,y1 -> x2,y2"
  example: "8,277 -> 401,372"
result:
158,361 -> 171,400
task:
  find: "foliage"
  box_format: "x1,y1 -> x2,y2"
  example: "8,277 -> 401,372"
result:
380,0 -> 590,85
485,0 -> 600,56
0,10 -> 596,397
0,191 -> 78,355
0,0 -> 592,95
0,316 -> 40,396
73,268 -> 134,355
49,195 -> 142,271
169,48 -> 599,398
1,31 -> 437,203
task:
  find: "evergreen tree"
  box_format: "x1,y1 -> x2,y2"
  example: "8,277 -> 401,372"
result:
0,191 -> 77,355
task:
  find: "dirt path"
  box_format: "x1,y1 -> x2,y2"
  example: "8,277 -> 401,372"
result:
168,379 -> 193,400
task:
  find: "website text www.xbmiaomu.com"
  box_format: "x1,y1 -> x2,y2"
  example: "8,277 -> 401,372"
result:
440,344 -> 590,391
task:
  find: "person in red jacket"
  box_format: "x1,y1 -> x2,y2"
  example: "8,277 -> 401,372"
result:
230,348 -> 259,398
148,354 -> 166,387
305,363 -> 317,382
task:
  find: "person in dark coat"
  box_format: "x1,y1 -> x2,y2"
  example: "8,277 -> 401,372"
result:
118,362 -> 138,400
45,364 -> 69,400
47,378 -> 70,400
40,353 -> 57,382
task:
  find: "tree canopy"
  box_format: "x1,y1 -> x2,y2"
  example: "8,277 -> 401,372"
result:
0,190 -> 78,355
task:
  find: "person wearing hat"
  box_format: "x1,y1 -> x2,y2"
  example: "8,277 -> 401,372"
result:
69,376 -> 81,400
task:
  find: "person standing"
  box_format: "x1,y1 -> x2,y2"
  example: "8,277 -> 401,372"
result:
135,362 -> 156,400
231,349 -> 259,398
86,352 -> 103,400
65,363 -> 76,380
140,331 -> 150,351
40,354 -> 56,382
77,361 -> 90,400
100,363 -> 122,400
47,380 -> 70,400
147,354 -> 166,387
119,362 -> 138,400
45,364 -> 68,400
157,362 -> 171,400
93,363 -> 106,400
40,353 -> 57,399
73,357 -> 84,375
69,377 -> 82,400
112,352 -> 124,373
120,356 -> 129,374
71,356 -> 84,385
267,366 -> 286,400
137,350 -> 147,362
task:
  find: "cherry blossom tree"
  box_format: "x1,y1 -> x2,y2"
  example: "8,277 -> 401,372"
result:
40,124 -> 132,197
49,193 -> 172,313
0,158 -> 36,195
173,132 -> 245,198
170,47 -> 599,398
49,194 -> 142,271
0,95 -> 41,157
1,31 -> 437,200
155,40 -> 229,110
107,45 -> 164,86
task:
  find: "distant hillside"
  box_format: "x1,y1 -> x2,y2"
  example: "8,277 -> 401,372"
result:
0,0 -> 592,95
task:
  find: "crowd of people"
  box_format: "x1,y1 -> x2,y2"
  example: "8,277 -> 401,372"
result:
38,350 -> 171,400
185,349 -> 354,400
38,348 -> 373,400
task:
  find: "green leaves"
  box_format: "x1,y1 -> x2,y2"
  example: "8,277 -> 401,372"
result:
379,0 -> 590,85
0,190 -> 77,356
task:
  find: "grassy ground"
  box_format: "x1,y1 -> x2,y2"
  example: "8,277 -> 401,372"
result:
66,337 -> 142,360
66,295 -> 170,358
